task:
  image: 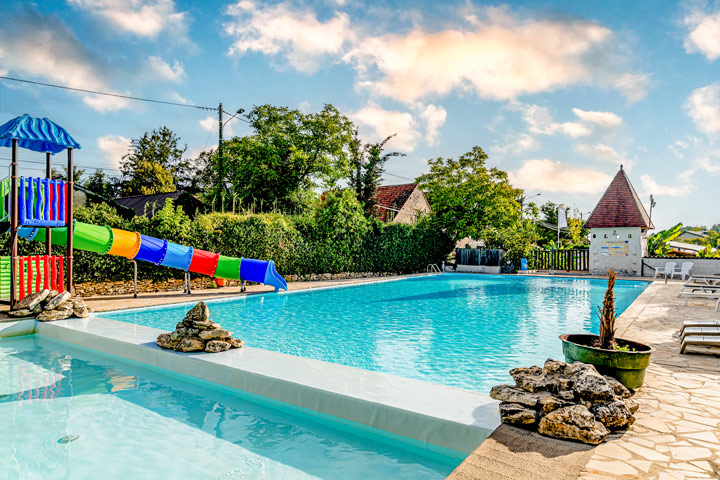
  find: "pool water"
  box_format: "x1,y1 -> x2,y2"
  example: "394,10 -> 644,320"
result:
0,335 -> 456,479
105,274 -> 648,393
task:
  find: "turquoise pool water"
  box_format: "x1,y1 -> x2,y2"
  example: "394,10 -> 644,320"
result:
105,274 -> 648,393
0,335 -> 456,479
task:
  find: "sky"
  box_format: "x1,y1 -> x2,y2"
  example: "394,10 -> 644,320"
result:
1,0 -> 720,230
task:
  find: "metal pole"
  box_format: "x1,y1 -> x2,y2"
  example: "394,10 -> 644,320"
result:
9,138 -> 19,309
66,147 -> 74,294
218,103 -> 223,208
45,151 -> 52,256
185,272 -> 192,295
132,260 -> 137,298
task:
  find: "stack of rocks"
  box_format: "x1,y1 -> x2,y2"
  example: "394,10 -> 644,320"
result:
8,289 -> 91,321
156,302 -> 244,353
490,359 -> 638,445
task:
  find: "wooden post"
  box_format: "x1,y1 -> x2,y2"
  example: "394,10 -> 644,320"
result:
66,147 -> 74,294
9,138 -> 19,309
45,151 -> 52,256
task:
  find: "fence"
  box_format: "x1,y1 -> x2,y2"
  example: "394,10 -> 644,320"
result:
0,255 -> 66,301
529,249 -> 589,271
455,248 -> 504,266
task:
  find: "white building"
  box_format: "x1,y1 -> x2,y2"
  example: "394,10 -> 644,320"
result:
585,167 -> 654,277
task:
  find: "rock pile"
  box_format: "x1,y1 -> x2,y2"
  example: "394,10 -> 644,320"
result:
490,359 -> 638,445
8,289 -> 92,321
156,302 -> 244,353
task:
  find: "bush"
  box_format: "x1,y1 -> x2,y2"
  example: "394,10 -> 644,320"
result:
3,199 -> 455,283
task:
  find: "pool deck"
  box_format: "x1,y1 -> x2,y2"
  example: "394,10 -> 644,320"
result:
448,279 -> 720,480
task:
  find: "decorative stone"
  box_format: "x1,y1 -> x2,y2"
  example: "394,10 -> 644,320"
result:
192,320 -> 220,331
32,304 -> 44,314
624,398 -> 639,414
36,309 -> 73,322
538,405 -> 610,444
205,340 -> 231,353
499,402 -> 539,426
7,309 -> 34,317
604,375 -> 632,398
590,400 -> 635,430
490,385 -> 541,407
199,329 -> 232,341
573,371 -> 616,402
184,302 -> 209,323
44,291 -> 72,311
537,392 -> 572,415
15,289 -> 50,311
229,338 -> 244,348
174,337 -> 205,352
543,359 -> 570,375
556,390 -> 576,401
73,300 -> 91,318
170,328 -> 190,341
514,372 -> 559,393
156,333 -> 178,349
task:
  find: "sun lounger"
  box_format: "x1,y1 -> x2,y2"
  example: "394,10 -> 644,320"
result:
681,335 -> 720,354
678,283 -> 720,296
681,326 -> 720,340
685,275 -> 720,286
678,289 -> 720,311
681,319 -> 720,331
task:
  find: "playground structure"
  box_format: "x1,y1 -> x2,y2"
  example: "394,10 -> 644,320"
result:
1,115 -> 287,309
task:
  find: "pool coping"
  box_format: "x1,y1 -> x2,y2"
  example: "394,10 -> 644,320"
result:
2,315 -> 499,458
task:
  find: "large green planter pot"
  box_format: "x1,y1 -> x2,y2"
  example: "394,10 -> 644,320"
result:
560,334 -> 653,390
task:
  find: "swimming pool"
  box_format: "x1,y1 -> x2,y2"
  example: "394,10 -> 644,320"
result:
104,274 -> 648,393
0,335 -> 456,479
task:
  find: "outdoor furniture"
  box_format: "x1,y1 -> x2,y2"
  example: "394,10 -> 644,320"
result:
684,275 -> 720,286
681,335 -> 720,354
681,319 -> 720,331
653,261 -> 677,282
678,289 -> 720,311
681,326 -> 720,340
678,262 -> 694,281
677,280 -> 720,296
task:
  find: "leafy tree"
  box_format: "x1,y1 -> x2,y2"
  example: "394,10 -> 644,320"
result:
219,104 -> 354,212
51,166 -> 85,181
647,223 -> 683,256
120,126 -> 188,196
416,146 -> 521,241
537,202 -> 588,247
347,130 -> 404,217
84,169 -> 122,198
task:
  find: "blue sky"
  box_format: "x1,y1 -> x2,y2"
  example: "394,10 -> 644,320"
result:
1,0 -> 719,230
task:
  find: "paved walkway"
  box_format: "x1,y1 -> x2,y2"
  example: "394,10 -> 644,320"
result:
450,280 -> 720,480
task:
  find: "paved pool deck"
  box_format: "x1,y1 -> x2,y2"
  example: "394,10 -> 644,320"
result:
448,279 -> 720,480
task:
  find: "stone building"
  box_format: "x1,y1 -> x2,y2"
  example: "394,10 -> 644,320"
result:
585,167 -> 654,276
373,183 -> 431,224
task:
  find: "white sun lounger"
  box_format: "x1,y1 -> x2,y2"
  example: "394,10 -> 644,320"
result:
681,319 -> 720,331
681,335 -> 720,354
685,276 -> 720,286
681,326 -> 720,340
678,289 -> 720,311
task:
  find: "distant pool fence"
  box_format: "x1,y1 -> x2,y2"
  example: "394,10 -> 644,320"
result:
528,248 -> 590,272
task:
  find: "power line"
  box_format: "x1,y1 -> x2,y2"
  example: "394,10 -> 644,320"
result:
0,76 -> 217,111
384,171 -> 413,181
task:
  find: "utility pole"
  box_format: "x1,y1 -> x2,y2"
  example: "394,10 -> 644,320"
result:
218,103 -> 223,211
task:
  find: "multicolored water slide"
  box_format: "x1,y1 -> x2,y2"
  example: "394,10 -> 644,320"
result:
17,221 -> 288,292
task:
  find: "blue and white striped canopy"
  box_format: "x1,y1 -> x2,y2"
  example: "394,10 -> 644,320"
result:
0,114 -> 81,154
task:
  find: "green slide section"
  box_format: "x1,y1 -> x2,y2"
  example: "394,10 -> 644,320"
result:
32,221 -> 113,254
214,255 -> 242,280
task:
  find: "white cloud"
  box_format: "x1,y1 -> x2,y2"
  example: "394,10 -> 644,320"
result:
612,73 -> 649,102
522,105 -> 591,137
490,133 -> 538,155
349,104 -> 420,152
97,134 -> 131,169
0,7 -> 128,112
685,83 -> 720,134
200,116 -> 216,132
223,4 -> 645,103
200,115 -> 239,138
683,6 -> 720,60
224,1 -> 353,73
68,0 -> 188,39
416,104 -> 447,146
574,143 -> 623,163
148,56 -> 185,83
509,159 -> 611,194
639,174 -> 693,197
571,108 -> 622,128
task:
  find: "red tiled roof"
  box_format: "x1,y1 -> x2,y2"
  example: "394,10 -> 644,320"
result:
584,168 -> 654,229
373,183 -> 417,221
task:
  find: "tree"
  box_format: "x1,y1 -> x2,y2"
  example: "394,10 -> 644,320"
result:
218,104 -> 354,212
416,146 -> 522,241
120,126 -> 188,196
51,166 -> 85,182
347,130 -> 404,217
537,202 -> 588,247
84,169 -> 122,198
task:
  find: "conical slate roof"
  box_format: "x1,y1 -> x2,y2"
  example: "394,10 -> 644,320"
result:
584,167 -> 653,229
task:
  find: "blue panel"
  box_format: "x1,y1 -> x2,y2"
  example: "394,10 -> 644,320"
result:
134,235 -> 168,265
0,114 -> 81,154
18,227 -> 38,240
240,258 -> 269,283
159,242 -> 194,271
263,260 -> 288,292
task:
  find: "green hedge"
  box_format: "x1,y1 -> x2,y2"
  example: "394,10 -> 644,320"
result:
4,198 -> 454,283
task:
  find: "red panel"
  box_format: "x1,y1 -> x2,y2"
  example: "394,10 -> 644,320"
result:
188,248 -> 220,277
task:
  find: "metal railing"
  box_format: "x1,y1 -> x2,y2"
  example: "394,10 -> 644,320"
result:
427,263 -> 441,273
529,248 -> 590,271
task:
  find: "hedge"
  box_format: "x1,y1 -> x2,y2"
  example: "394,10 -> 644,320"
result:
4,199 -> 454,284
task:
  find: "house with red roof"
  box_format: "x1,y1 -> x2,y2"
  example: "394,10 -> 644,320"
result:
585,166 -> 654,276
373,183 -> 431,224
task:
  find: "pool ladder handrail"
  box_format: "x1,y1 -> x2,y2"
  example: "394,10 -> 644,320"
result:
426,263 -> 441,273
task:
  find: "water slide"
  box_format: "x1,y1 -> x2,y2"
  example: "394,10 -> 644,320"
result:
16,221 -> 288,292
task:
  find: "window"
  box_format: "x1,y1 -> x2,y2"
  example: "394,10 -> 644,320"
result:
592,234 -> 596,238
604,234 -> 608,239
628,234 -> 632,238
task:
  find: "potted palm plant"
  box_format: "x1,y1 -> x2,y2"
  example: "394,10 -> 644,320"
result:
560,270 -> 653,389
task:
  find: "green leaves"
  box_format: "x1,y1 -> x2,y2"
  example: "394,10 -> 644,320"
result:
120,126 -> 187,196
